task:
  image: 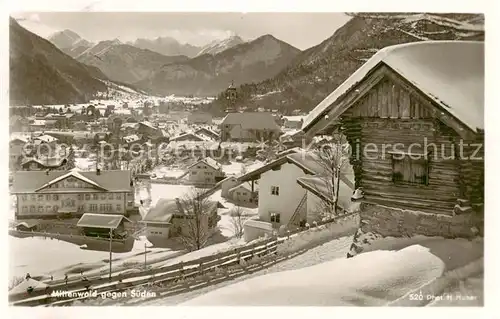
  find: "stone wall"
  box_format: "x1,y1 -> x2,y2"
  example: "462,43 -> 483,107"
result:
359,203 -> 484,239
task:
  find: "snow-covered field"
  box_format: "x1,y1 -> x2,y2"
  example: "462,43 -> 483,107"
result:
9,236 -> 161,280
181,245 -> 445,306
134,235 -> 482,306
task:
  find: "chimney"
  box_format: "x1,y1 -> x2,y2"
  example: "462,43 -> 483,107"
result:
96,168 -> 101,175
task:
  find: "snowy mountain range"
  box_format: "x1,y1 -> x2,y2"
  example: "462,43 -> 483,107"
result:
48,29 -> 94,58
136,34 -> 301,97
128,36 -> 201,58
73,39 -> 189,84
196,35 -> 245,57
209,12 -> 485,114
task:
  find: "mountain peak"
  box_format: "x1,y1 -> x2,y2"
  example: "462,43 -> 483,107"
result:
196,35 -> 245,57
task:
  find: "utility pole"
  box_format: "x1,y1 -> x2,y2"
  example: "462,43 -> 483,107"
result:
144,242 -> 147,270
109,228 -> 113,280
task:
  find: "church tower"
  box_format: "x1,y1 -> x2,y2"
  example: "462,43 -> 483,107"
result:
224,81 -> 237,113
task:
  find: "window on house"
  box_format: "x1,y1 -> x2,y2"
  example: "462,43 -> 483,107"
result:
101,193 -> 107,200
391,153 -> 429,185
30,206 -> 35,213
271,186 -> 280,196
45,195 -> 50,201
116,204 -> 122,211
93,194 -> 98,200
270,213 -> 281,223
109,193 -> 114,200
85,194 -> 90,200
99,204 -> 104,211
21,195 -> 27,201
31,195 -> 36,201
192,171 -> 197,175
47,205 -> 52,212
116,194 -> 122,200
38,206 -> 43,213
53,195 -> 59,201
77,194 -> 82,200
237,192 -> 241,195
22,206 -> 28,213
37,195 -> 43,201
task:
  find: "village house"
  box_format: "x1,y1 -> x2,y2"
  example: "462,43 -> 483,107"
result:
20,156 -> 68,171
138,121 -> 160,137
238,150 -> 354,230
44,113 -> 76,130
282,116 -> 305,130
188,112 -> 213,125
170,132 -> 208,142
76,213 -> 130,239
227,181 -> 259,206
9,136 -> 29,169
301,41 -> 484,240
194,127 -> 220,141
279,130 -> 306,149
187,157 -> 225,185
11,170 -> 136,220
220,112 -> 281,142
141,198 -> 221,240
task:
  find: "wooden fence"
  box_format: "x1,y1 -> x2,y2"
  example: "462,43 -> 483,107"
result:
9,212 -> 357,307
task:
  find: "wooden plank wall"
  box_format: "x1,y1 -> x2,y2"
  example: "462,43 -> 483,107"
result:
341,79 -> 465,215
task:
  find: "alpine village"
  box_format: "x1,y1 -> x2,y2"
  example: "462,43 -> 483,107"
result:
8,13 -> 485,307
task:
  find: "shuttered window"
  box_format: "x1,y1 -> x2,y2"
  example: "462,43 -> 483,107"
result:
391,153 -> 429,185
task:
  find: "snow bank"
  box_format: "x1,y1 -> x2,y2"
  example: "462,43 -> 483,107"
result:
180,244 -> 446,306
277,214 -> 359,255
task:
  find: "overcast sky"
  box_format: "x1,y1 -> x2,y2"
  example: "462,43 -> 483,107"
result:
12,12 -> 351,49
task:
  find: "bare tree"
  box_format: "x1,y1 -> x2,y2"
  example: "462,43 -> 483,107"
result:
311,131 -> 351,219
229,206 -> 247,238
175,189 -> 219,251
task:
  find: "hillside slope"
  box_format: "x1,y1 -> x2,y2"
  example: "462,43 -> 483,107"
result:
137,34 -> 301,96
9,18 -> 108,106
75,40 -> 189,84
209,13 -> 484,114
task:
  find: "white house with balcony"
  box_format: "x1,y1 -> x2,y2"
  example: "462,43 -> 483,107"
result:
238,151 -> 355,232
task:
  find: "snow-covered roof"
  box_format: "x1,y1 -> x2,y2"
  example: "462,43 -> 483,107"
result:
188,157 -> 222,171
302,41 -> 484,133
35,171 -> 103,191
34,134 -> 58,143
77,213 -> 129,229
123,134 -> 141,143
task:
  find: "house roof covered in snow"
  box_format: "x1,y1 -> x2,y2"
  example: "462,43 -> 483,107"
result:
77,213 -> 130,229
123,134 -> 141,143
21,156 -> 67,169
12,170 -> 133,193
228,181 -> 258,194
143,198 -> 220,223
142,198 -> 178,224
238,150 -> 354,189
170,132 -> 208,142
302,41 -> 484,134
34,134 -> 58,143
187,157 -> 221,171
221,112 -> 281,131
